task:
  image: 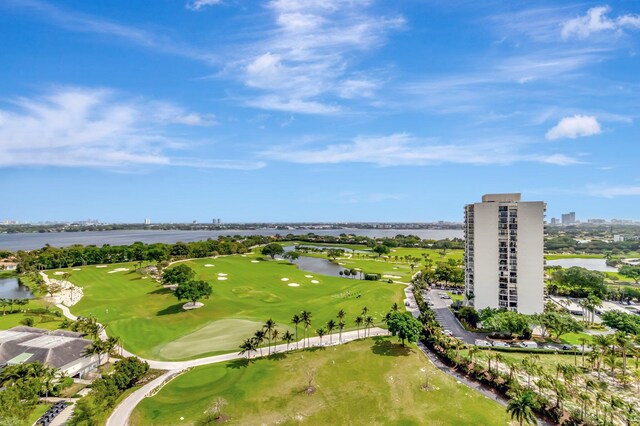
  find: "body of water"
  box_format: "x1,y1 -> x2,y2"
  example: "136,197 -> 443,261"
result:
282,245 -> 365,278
0,278 -> 34,299
0,229 -> 463,251
546,258 -> 618,273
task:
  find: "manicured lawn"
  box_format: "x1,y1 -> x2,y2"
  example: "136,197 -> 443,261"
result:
446,291 -> 464,302
544,254 -> 605,260
50,256 -> 404,360
0,275 -> 63,331
132,337 -> 510,426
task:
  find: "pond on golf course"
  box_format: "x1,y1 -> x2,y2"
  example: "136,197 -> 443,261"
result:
546,258 -> 618,272
0,278 -> 35,299
283,245 -> 365,278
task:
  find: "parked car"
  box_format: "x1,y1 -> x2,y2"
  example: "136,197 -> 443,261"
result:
519,341 -> 538,349
475,339 -> 491,347
443,329 -> 453,336
491,341 -> 510,347
561,344 -> 573,351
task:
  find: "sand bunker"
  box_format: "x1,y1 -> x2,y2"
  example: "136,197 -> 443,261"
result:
183,302 -> 204,310
217,273 -> 228,276
382,274 -> 402,279
108,268 -> 130,274
53,272 -> 65,275
311,280 -> 320,284
218,277 -> 228,281
280,278 -> 289,282
288,283 -> 300,287
96,265 -> 107,268
204,264 -> 215,267
305,275 -> 313,278
241,254 -> 247,257
251,260 -> 260,263
72,268 -> 81,271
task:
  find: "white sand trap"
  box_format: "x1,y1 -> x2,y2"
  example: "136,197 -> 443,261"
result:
338,262 -> 346,265
281,278 -> 289,281
53,272 -> 65,275
305,275 -> 313,278
183,301 -> 204,310
393,267 -> 398,270
251,260 -> 260,263
354,268 -> 362,271
241,254 -> 247,257
204,264 -> 215,267
218,273 -> 228,276
96,265 -> 107,268
382,274 -> 402,279
142,276 -> 148,279
288,283 -> 300,287
217,277 -> 228,281
72,268 -> 81,271
311,280 -> 320,284
108,268 -> 130,274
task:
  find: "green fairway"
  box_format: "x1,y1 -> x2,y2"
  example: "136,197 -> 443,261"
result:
132,337 -> 510,426
49,256 -> 404,360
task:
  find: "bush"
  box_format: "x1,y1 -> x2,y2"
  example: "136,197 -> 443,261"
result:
20,317 -> 35,327
364,274 -> 380,281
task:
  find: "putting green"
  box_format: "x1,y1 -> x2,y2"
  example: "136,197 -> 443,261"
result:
49,255 -> 404,360
132,337 -> 510,425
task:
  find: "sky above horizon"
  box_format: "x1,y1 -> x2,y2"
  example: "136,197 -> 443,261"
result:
1,0 -> 639,223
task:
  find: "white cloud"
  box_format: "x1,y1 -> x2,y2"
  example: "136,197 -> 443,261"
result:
186,0 -> 223,11
226,0 -> 404,113
0,87 -> 261,170
246,96 -> 340,115
261,133 -> 580,167
561,6 -> 640,39
545,115 -> 601,140
587,185 -> 640,197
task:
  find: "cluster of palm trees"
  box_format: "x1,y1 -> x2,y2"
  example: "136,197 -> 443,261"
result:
0,298 -> 29,315
0,361 -> 60,398
83,335 -> 122,365
413,285 -> 640,425
238,307 -> 378,359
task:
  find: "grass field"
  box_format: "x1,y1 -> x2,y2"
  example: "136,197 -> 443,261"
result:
49,255 -> 404,360
132,337 -> 511,426
0,275 -> 63,331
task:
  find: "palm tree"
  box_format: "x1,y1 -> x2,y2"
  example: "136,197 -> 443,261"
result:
254,330 -> 266,356
578,337 -> 589,367
301,311 -> 312,348
337,310 -> 346,342
105,336 -> 121,357
271,328 -> 280,353
391,302 -> 399,311
316,327 -> 326,345
83,339 -> 107,365
264,318 -> 276,355
615,331 -> 632,374
239,338 -> 256,359
0,298 -> 7,316
291,314 -> 301,349
506,389 -> 538,425
361,306 -> 369,317
364,316 -> 374,338
354,316 -> 363,339
282,331 -> 294,352
326,320 -> 336,343
578,391 -> 591,420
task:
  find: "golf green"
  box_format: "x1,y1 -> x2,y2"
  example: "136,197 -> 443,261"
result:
49,256 -> 405,360
132,337 -> 510,425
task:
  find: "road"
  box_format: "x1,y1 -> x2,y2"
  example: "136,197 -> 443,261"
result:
426,288 -> 481,344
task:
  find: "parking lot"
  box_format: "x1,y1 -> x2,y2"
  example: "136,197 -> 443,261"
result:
425,288 -> 480,344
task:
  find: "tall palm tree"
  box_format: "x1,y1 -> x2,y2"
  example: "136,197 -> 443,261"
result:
338,320 -> 345,343
364,316 -> 374,338
337,310 -> 346,342
264,318 -> 276,355
362,306 -> 369,317
239,338 -> 256,359
354,316 -> 363,339
578,391 -> 591,420
271,328 -> 280,353
0,298 -> 7,316
254,330 -> 266,356
301,311 -> 312,348
316,327 -> 326,345
506,389 -> 538,426
291,314 -> 301,350
83,339 -> 107,365
282,331 -> 294,352
391,302 -> 399,311
615,331 -> 632,374
578,337 -> 589,367
326,320 -> 336,343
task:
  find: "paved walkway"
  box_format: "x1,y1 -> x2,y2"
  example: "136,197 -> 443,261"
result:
106,327 -> 388,426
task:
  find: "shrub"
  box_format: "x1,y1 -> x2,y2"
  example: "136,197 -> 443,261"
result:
20,317 -> 35,327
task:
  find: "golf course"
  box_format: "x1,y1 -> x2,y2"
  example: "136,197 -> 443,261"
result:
48,254 -> 405,360
131,337 -> 510,425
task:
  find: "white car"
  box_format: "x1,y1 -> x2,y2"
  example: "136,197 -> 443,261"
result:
443,329 -> 453,336
475,339 -> 491,347
491,341 -> 510,347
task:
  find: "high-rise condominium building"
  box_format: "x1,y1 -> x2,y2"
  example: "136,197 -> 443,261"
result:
561,212 -> 576,225
464,193 -> 545,315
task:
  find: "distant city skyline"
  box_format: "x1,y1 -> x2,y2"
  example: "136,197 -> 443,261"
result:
1,1 -> 639,221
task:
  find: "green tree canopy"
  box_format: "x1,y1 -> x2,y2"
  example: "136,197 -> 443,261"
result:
162,264 -> 196,285
551,267 -> 607,297
372,244 -> 391,257
601,310 -> 640,335
387,311 -> 422,346
483,311 -> 531,336
175,280 -> 212,306
619,265 -> 640,284
261,243 -> 285,259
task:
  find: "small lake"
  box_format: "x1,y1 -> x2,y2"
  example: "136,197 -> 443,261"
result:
0,278 -> 35,299
546,258 -> 618,273
281,246 -> 365,278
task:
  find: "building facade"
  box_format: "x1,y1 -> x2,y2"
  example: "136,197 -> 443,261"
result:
561,212 -> 576,225
464,193 -> 545,315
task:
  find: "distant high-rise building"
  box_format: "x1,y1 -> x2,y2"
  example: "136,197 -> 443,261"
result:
144,218 -> 151,225
212,218 -> 221,225
550,217 -> 559,225
561,212 -> 576,225
464,193 -> 545,315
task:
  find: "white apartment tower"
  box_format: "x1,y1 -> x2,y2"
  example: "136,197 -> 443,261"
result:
464,193 -> 545,315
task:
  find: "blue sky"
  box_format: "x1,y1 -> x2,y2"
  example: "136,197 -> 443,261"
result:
1,0 -> 639,223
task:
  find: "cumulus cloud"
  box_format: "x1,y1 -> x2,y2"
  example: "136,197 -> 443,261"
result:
186,0 -> 223,11
0,87 -> 262,170
261,133 -> 580,167
545,115 -> 601,140
562,6 -> 640,39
